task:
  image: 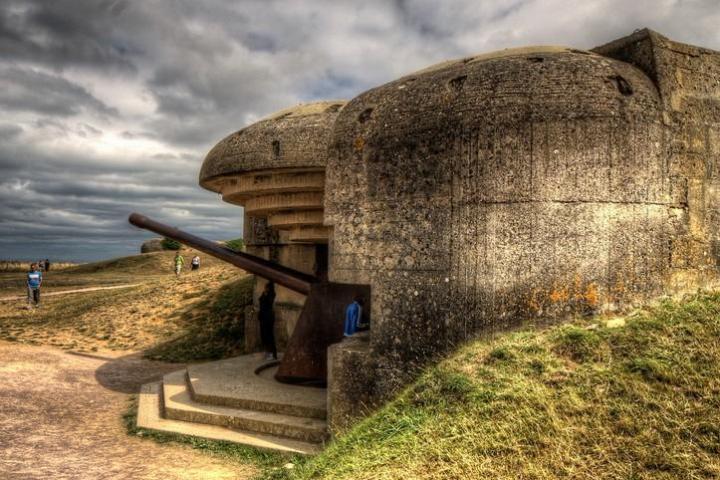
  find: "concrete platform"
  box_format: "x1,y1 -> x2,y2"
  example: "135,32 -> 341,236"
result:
135,353 -> 329,454
137,382 -> 321,455
187,354 -> 327,419
163,370 -> 327,443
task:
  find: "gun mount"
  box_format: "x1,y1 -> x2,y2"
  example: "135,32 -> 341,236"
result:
128,213 -> 369,385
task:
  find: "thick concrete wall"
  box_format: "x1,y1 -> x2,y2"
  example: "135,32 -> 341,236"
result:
324,41 -> 719,429
594,29 -> 720,290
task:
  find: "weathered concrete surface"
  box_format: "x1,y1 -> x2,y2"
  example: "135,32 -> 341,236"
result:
324,33 -> 720,428
327,332 -> 375,433
593,29 -> 720,291
0,341 -> 253,480
187,354 -> 327,419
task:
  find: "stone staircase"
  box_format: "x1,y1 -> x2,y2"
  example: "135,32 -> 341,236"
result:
137,354 -> 327,454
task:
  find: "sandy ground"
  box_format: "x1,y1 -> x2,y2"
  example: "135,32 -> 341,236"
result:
0,340 -> 255,480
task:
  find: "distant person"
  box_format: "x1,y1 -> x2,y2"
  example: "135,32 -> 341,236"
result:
258,282 -> 277,360
26,263 -> 42,308
343,295 -> 366,337
173,252 -> 185,276
37,259 -> 44,271
191,255 -> 200,271
44,259 -> 50,272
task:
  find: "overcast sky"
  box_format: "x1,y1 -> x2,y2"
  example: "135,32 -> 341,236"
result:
1,0 -> 719,262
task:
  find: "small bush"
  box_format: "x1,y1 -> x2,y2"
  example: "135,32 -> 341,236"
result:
161,237 -> 181,250
225,238 -> 245,252
487,346 -> 515,363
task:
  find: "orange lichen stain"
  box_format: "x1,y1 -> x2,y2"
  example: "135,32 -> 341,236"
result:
527,288 -> 544,313
549,285 -> 569,303
611,278 -> 627,298
354,136 -> 365,152
583,282 -> 599,306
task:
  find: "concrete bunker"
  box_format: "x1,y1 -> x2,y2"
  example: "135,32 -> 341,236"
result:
133,29 -> 720,446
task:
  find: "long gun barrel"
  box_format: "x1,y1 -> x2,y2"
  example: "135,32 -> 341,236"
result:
129,212 -> 370,385
128,213 -> 317,295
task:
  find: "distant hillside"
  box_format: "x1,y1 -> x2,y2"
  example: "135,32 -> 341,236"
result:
290,292 -> 720,480
69,250 -> 224,275
0,251 -> 252,358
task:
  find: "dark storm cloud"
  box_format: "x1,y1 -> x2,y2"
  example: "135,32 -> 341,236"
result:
0,124 -> 22,141
0,66 -> 117,116
0,0 -> 138,71
1,0 -> 719,261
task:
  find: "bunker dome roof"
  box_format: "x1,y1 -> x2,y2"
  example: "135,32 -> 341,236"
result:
200,100 -> 346,191
330,46 -> 660,154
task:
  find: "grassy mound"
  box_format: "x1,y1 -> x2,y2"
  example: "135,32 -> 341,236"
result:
68,250 -> 200,275
289,292 -> 720,480
144,275 -> 254,362
0,251 -> 253,356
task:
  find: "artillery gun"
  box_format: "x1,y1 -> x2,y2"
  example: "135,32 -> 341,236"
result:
129,213 -> 370,386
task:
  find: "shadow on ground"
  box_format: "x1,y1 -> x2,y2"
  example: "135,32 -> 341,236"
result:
76,351 -> 185,393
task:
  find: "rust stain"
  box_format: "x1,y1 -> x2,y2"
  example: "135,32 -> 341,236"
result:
354,136 -> 365,152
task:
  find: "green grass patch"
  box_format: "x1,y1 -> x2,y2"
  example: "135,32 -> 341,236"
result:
286,291 -> 720,480
123,395 -> 305,479
144,275 -> 254,362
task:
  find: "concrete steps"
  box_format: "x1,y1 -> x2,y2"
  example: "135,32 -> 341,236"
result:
187,356 -> 327,420
137,382 -> 321,455
135,354 -> 329,454
163,370 -> 327,443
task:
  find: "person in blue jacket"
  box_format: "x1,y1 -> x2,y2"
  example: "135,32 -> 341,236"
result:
344,296 -> 366,337
26,263 -> 42,308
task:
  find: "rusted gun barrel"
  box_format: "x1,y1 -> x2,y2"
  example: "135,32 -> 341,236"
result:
129,213 -> 316,295
129,212 -> 370,385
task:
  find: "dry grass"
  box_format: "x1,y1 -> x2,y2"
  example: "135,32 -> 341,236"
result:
0,260 -> 77,272
0,250 -> 253,358
287,292 -> 720,480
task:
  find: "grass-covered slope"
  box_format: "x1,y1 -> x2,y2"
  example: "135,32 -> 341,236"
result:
292,292 -> 720,480
0,251 -> 253,357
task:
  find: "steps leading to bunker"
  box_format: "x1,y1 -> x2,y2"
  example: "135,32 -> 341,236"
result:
162,369 -> 328,443
187,358 -> 327,420
137,382 -> 322,455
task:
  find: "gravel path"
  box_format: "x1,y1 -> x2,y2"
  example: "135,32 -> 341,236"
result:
0,341 -> 254,479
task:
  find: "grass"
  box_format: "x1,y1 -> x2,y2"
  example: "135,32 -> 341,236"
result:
283,291 -> 720,480
0,260 -> 77,272
123,396 -> 303,480
144,275 -> 255,362
0,250 -> 254,357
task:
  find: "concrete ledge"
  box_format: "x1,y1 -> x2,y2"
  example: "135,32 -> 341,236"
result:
137,382 -> 321,455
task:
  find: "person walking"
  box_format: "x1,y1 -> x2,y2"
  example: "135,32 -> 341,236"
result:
26,263 -> 42,308
44,259 -> 50,272
191,255 -> 200,271
258,282 -> 277,360
173,252 -> 185,276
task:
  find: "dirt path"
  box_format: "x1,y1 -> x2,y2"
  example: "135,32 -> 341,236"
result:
0,284 -> 140,302
0,341 -> 255,480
